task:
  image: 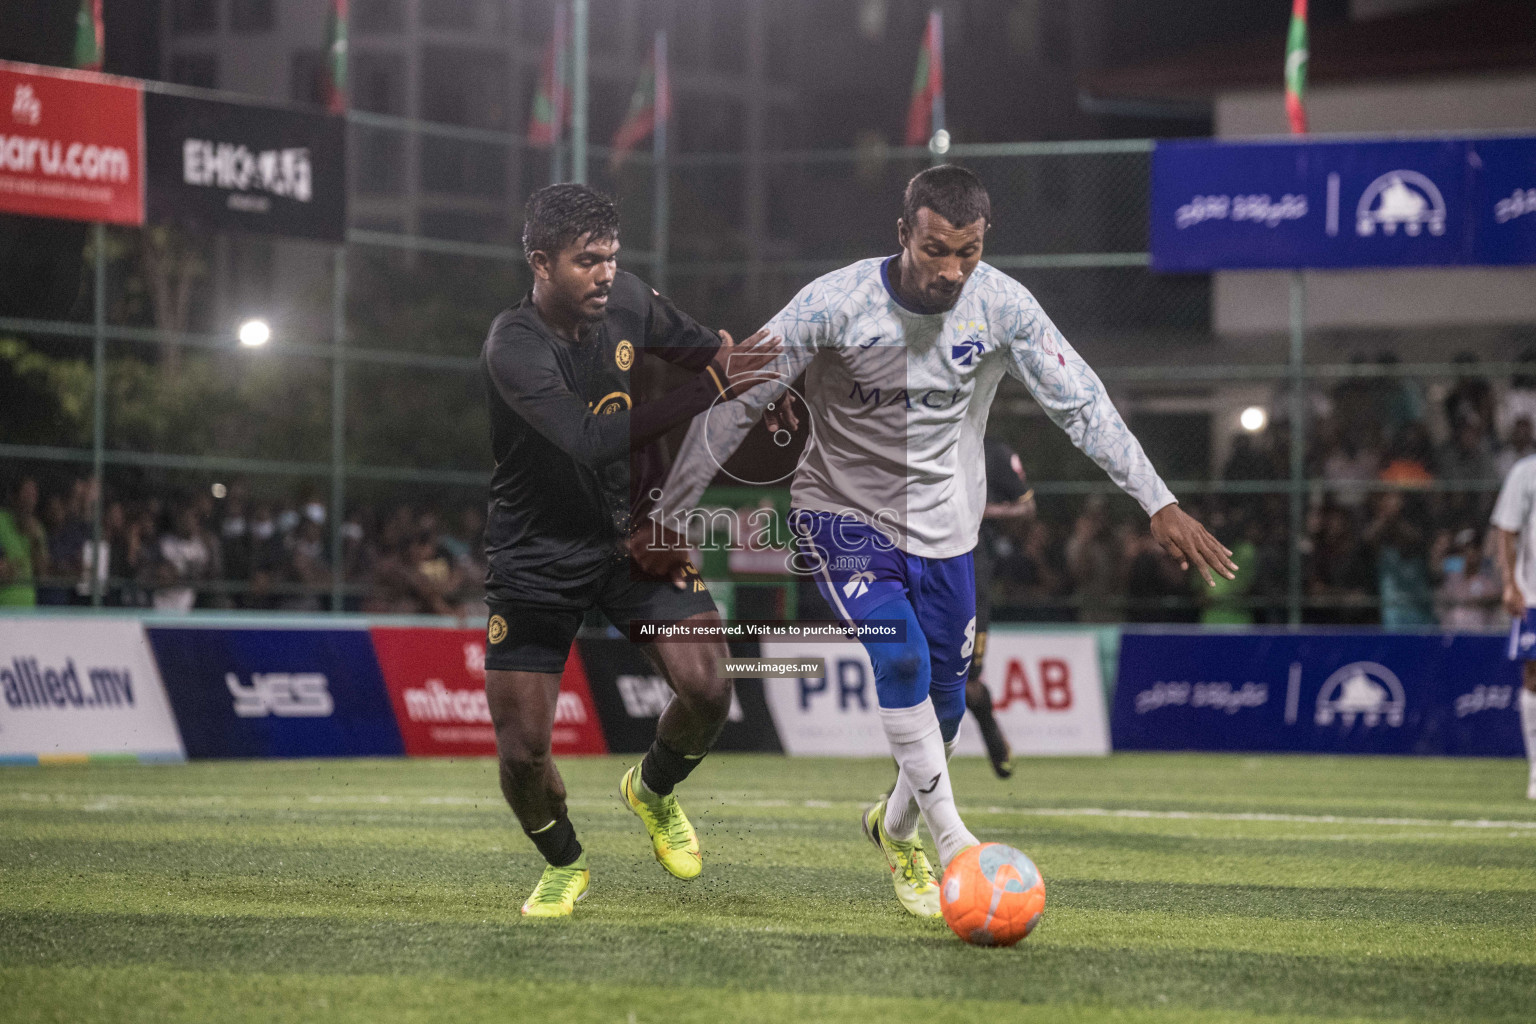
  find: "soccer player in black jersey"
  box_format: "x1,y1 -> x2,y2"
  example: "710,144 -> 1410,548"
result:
481,184 -> 780,917
969,437 -> 1037,778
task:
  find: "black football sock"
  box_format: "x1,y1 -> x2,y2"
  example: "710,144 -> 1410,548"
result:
639,736 -> 704,798
525,813 -> 583,867
967,684 -> 1013,777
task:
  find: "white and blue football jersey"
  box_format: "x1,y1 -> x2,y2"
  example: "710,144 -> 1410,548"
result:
656,256 -> 1176,558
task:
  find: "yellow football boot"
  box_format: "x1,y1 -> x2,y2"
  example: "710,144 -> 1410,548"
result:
862,798 -> 941,918
520,854 -> 590,918
621,764 -> 702,879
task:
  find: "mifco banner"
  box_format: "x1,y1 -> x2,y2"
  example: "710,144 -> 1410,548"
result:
1151,135 -> 1536,270
1113,631 -> 1524,757
144,90 -> 346,242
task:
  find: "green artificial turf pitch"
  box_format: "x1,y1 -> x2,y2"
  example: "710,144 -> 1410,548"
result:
2,753 -> 1534,1023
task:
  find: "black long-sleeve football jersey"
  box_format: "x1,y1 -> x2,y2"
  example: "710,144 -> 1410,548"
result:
480,270 -> 721,602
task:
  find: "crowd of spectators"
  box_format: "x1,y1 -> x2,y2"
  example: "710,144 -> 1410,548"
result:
0,477 -> 488,618
3,353 -> 1533,627
985,351 -> 1535,627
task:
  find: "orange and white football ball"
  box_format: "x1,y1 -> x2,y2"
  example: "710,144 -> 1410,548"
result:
939,843 -> 1045,947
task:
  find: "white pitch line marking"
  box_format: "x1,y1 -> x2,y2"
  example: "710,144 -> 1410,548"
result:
8,792 -> 1536,833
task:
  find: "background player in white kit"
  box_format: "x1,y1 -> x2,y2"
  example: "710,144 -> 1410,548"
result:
645,165 -> 1236,917
1490,455 -> 1536,799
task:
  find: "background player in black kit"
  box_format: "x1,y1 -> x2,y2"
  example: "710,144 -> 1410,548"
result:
481,184 -> 780,917
968,437 -> 1037,778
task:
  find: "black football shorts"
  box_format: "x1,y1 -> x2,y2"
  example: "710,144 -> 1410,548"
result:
483,560 -> 716,674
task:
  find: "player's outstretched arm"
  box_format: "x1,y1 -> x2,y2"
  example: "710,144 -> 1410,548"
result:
652,279 -> 828,527
628,328 -> 783,450
1002,287 -> 1234,584
484,317 -> 779,471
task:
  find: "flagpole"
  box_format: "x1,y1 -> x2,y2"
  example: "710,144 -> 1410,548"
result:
929,10 -> 945,167
572,0 -> 589,184
1285,0 -> 1309,625
652,30 -> 669,295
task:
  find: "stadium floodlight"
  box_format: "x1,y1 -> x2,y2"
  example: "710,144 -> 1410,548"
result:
238,318 -> 272,348
929,129 -> 951,155
1240,406 -> 1267,432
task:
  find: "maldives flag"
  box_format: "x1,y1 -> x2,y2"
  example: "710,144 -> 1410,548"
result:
904,10 -> 943,146
73,0 -> 103,71
610,33 -> 670,171
326,0 -> 348,113
1285,0 -> 1308,134
528,5 -> 570,147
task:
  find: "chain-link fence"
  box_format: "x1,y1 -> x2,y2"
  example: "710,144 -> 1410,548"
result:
2,111 -> 1528,626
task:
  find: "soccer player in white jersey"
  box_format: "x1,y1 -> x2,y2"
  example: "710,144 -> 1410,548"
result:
1491,455 -> 1536,799
646,165 -> 1237,917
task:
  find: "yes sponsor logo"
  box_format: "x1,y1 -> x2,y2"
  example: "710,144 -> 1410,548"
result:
2,657 -> 135,709
226,672 -> 333,718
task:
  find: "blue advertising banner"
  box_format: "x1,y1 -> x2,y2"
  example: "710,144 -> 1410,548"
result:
147,627 -> 403,759
1473,137 -> 1536,265
1113,631 -> 1523,757
1150,135 -> 1536,270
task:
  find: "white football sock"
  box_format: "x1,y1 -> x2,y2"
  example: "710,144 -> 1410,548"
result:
877,700 -> 977,867
883,730 -> 960,842
1520,687 -> 1536,777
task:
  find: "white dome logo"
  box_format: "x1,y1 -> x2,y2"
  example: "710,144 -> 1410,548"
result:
1355,171 -> 1446,238
1314,661 -> 1406,728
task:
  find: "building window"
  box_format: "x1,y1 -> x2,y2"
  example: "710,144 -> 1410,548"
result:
291,49 -> 326,107
352,54 -> 405,116
172,0 -> 218,34
170,53 -> 219,89
230,0 -> 275,33
354,0 -> 406,33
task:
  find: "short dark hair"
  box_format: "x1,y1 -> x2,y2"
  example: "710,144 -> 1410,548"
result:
902,164 -> 990,230
521,183 -> 620,261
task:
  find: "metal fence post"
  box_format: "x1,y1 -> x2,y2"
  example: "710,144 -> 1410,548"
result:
330,246 -> 347,613
1287,271 -> 1307,625
652,30 -> 669,295
571,0 -> 589,184
90,222 -> 106,607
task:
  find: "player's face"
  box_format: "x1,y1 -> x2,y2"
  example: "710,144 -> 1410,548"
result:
897,208 -> 985,312
542,233 -> 620,323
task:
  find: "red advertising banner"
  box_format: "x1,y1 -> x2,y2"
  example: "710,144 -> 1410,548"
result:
370,628 -> 607,757
0,61 -> 144,225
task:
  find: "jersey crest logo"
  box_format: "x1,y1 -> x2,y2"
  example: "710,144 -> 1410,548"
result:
615,339 -> 635,371
487,615 -> 508,645
951,336 -> 985,366
592,391 -> 632,415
